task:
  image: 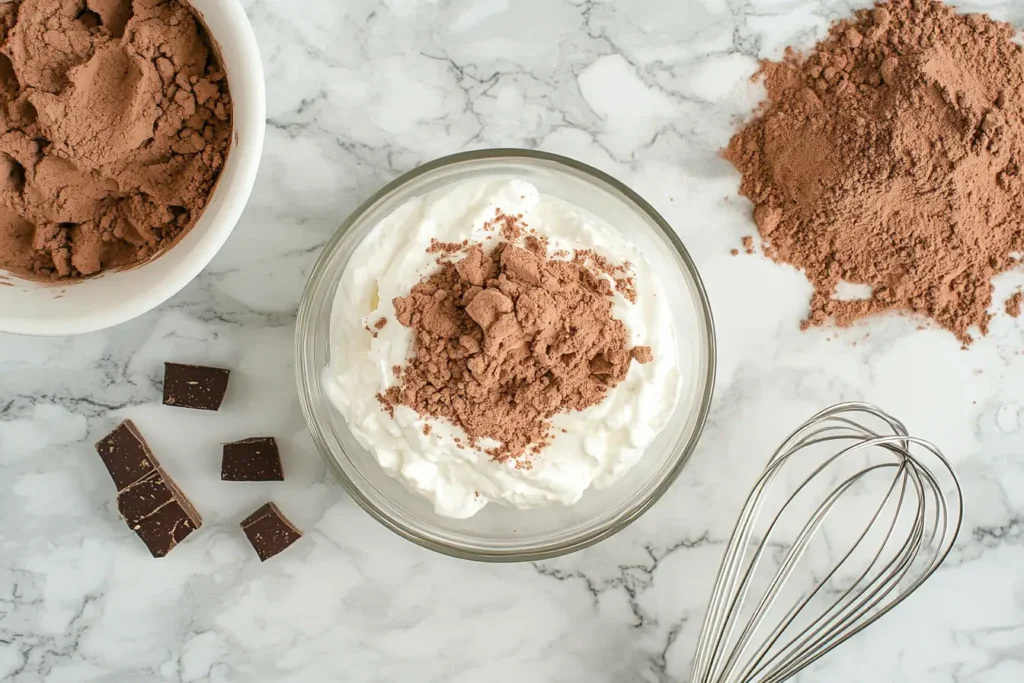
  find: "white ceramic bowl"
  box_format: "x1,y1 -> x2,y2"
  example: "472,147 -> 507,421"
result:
0,0 -> 265,336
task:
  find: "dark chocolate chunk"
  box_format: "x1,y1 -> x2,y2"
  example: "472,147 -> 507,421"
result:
240,503 -> 302,562
94,420 -> 202,558
162,362 -> 230,411
95,420 -> 158,491
222,437 -> 284,482
118,470 -> 174,526
132,500 -> 201,559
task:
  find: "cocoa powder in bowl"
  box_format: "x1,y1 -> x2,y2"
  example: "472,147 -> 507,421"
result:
380,234 -> 653,461
0,0 -> 232,281
726,0 -> 1024,344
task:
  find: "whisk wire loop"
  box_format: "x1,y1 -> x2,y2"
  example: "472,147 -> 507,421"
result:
691,403 -> 963,683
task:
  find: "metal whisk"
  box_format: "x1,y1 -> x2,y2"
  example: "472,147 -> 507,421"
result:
690,402 -> 964,683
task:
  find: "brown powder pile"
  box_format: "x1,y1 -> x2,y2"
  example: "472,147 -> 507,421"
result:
1006,290 -> 1023,318
379,238 -> 652,461
726,0 -> 1024,344
0,0 -> 231,280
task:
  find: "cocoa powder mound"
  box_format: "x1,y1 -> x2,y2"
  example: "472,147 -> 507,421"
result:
726,0 -> 1024,344
0,0 -> 231,280
380,240 -> 653,462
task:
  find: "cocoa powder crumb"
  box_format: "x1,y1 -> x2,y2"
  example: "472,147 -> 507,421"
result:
742,236 -> 754,255
488,208 -> 526,241
524,234 -> 548,255
486,210 -> 553,254
427,239 -> 466,255
377,393 -> 395,419
573,249 -> 638,303
1006,291 -> 1023,318
381,240 -> 651,461
632,346 -> 654,364
725,0 -> 1024,344
367,318 -> 387,338
615,276 -> 637,302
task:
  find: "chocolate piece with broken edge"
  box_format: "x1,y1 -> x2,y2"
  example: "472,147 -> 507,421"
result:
95,419 -> 158,491
94,420 -> 202,557
240,502 -> 302,562
222,437 -> 284,482
162,362 -> 231,411
133,498 -> 201,559
118,470 -> 173,526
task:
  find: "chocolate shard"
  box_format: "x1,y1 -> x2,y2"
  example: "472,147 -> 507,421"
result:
94,420 -> 202,558
95,420 -> 158,491
240,502 -> 302,562
132,501 -> 201,559
117,470 -> 174,526
162,362 -> 230,411
221,437 -> 284,482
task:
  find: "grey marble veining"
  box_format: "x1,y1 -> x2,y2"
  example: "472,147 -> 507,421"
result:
3,0 -> 1024,681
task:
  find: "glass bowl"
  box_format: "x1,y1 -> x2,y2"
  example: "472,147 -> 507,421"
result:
295,149 -> 716,562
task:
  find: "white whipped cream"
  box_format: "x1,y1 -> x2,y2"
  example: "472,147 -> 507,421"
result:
326,178 -> 682,518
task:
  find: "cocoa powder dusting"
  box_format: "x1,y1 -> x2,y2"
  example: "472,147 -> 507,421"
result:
0,0 -> 232,280
1006,291 -> 1023,318
427,238 -> 466,255
726,0 -> 1024,344
380,240 -> 652,461
572,249 -> 637,303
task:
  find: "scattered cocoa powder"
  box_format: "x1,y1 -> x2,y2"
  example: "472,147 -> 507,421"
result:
741,236 -> 755,255
726,0 -> 1024,344
523,234 -> 548,256
427,238 -> 467,255
572,249 -> 637,303
1006,291 -> 1023,318
491,209 -> 525,241
379,240 -> 652,461
366,316 -> 388,338
0,0 -> 232,280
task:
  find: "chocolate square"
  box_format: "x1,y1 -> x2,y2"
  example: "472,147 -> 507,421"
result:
162,362 -> 230,411
94,420 -> 202,558
240,503 -> 302,562
132,500 -> 201,559
117,470 -> 174,526
95,420 -> 158,491
222,437 -> 284,482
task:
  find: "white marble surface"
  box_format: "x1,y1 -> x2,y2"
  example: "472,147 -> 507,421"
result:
3,0 -> 1024,680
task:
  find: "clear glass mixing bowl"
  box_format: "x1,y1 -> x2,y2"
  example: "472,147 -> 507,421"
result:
295,149 -> 716,561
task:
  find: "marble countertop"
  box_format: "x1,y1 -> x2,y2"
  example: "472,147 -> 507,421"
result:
3,0 -> 1024,681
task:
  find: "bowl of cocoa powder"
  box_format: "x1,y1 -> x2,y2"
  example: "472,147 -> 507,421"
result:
0,0 -> 265,335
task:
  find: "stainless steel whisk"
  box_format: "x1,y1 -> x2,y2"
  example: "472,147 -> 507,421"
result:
690,402 -> 964,683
